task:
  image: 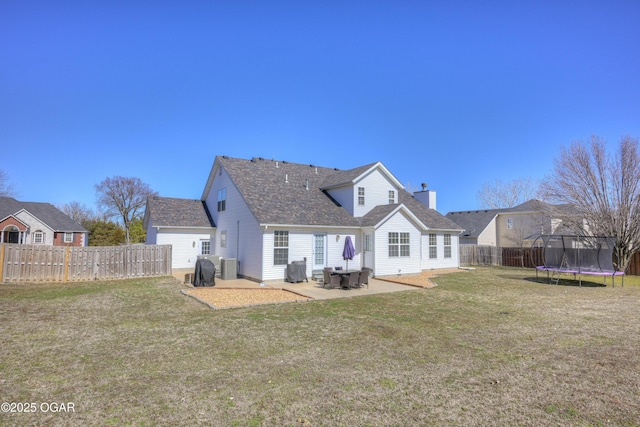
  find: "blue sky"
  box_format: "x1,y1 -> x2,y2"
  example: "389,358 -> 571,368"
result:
2,1 -> 639,215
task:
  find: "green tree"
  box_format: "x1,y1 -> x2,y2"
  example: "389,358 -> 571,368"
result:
128,218 -> 146,244
87,220 -> 126,246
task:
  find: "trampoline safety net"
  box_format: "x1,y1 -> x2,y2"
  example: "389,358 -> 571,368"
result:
532,234 -> 617,273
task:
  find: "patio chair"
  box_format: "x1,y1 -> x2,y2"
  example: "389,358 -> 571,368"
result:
342,271 -> 360,289
323,268 -> 341,289
358,268 -> 370,288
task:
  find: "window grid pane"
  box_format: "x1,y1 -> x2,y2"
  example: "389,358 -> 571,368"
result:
429,247 -> 437,259
274,231 -> 289,265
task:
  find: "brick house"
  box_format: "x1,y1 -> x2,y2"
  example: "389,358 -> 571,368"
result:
0,197 -> 88,246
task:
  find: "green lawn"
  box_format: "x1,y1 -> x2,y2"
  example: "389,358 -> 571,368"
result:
1,267 -> 639,426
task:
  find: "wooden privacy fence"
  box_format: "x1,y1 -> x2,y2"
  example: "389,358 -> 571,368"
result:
0,244 -> 172,284
460,244 -> 639,275
459,245 -> 502,266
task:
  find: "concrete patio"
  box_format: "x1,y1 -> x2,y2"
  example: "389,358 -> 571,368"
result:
172,268 -> 425,301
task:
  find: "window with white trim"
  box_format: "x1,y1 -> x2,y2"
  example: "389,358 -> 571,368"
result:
389,232 -> 410,257
217,188 -> 227,212
64,232 -> 73,243
444,234 -> 452,258
507,218 -> 513,229
389,190 -> 395,204
201,240 -> 211,255
220,231 -> 227,248
358,187 -> 365,206
33,231 -> 44,244
429,233 -> 437,259
274,231 -> 289,265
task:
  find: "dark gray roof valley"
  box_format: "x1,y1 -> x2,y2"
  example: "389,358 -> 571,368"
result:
218,156 -> 463,230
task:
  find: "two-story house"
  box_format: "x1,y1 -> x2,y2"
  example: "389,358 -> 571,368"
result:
144,156 -> 463,282
445,199 -> 568,247
0,197 -> 88,246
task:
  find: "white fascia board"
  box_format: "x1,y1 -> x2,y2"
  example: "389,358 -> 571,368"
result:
373,204 -> 428,231
15,209 -> 56,233
155,226 -> 216,231
201,158 -> 222,200
260,223 -> 360,230
354,162 -> 404,189
0,214 -> 29,228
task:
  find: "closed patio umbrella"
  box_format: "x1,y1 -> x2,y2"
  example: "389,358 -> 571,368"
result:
343,236 -> 355,270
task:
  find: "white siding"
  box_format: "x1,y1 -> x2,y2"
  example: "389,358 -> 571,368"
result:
327,186 -> 354,215
421,232 -> 460,270
155,228 -> 212,269
374,211 -> 421,276
204,164 -> 262,280
262,228 -> 361,282
353,169 -> 397,217
325,168 -> 398,217
145,220 -> 158,244
15,211 -> 55,245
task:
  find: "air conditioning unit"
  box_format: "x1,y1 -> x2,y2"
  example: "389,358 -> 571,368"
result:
220,258 -> 237,280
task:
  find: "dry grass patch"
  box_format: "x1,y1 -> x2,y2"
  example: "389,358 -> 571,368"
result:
2,269 -> 640,426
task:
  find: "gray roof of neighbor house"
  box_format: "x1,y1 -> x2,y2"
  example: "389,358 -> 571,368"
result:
0,196 -> 88,232
216,156 -> 462,230
445,199 -> 562,238
145,196 -> 214,228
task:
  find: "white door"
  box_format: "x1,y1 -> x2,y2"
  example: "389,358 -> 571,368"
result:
363,232 -> 374,271
313,234 -> 327,270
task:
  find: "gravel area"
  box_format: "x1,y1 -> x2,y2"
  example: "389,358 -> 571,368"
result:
183,288 -> 311,309
380,268 -> 464,287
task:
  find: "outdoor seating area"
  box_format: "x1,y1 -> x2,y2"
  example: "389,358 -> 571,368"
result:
323,267 -> 371,290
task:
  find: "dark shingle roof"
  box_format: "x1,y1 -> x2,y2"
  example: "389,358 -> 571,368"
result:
0,196 -> 87,232
445,209 -> 500,238
217,156 -> 462,230
146,196 -> 214,228
445,199 -> 564,237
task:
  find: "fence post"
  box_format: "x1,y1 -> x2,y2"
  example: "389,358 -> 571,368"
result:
0,244 -> 4,283
64,247 -> 71,282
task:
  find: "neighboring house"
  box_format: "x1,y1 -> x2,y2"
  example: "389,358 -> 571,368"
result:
0,197 -> 88,246
143,197 -> 215,268
144,155 -> 463,281
446,199 -> 566,247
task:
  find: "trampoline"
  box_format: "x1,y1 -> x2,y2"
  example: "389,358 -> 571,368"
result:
532,234 -> 625,287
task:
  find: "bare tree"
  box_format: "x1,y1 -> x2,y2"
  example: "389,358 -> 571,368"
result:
0,169 -> 17,197
477,177 -> 540,209
95,176 -> 157,244
58,201 -> 98,228
540,135 -> 640,272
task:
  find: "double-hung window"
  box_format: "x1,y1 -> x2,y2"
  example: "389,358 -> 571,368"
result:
389,190 -> 395,204
507,218 -> 513,229
389,232 -> 410,257
64,232 -> 73,243
217,188 -> 227,212
274,231 -> 289,265
33,231 -> 44,244
201,240 -> 211,255
358,187 -> 365,206
444,234 -> 452,258
429,233 -> 437,259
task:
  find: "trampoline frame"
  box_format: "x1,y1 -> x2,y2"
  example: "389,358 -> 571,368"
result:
532,234 -> 625,287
